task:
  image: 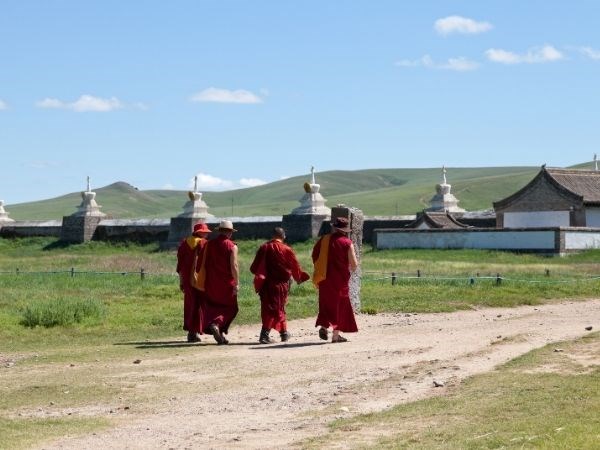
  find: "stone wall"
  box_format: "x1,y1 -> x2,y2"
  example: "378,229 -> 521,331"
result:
0,220 -> 62,238
0,212 -> 500,246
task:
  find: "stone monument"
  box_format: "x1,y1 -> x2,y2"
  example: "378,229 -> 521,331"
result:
331,204 -> 364,312
282,166 -> 331,242
0,200 -> 15,224
594,153 -> 598,171
60,177 -> 107,243
163,175 -> 213,249
425,166 -> 465,213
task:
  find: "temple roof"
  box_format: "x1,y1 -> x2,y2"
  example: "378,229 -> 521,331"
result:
406,211 -> 470,229
545,168 -> 600,204
494,166 -> 600,209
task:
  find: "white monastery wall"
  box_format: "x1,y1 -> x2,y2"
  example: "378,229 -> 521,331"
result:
564,231 -> 600,250
503,211 -> 570,228
375,230 -> 556,251
585,208 -> 600,228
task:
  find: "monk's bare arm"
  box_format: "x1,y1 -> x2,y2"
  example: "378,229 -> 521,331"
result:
230,245 -> 240,290
348,243 -> 358,272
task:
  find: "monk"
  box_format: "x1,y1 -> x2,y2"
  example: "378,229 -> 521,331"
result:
176,222 -> 211,342
195,220 -> 239,345
312,216 -> 359,343
250,227 -> 310,344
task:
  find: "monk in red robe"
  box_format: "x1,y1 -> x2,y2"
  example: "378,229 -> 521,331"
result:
250,227 -> 310,344
176,222 -> 210,342
195,220 -> 239,345
312,216 -> 359,343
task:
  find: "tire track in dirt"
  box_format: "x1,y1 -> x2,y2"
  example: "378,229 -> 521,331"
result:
43,299 -> 600,449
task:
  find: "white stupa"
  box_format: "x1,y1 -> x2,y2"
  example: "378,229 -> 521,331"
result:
0,200 -> 15,223
425,166 -> 465,213
72,176 -> 106,217
290,166 -> 331,216
178,175 -> 213,218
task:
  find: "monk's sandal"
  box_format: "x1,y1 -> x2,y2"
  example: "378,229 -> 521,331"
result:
318,327 -> 328,341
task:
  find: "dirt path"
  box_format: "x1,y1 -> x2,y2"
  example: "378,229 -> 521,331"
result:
44,299 -> 600,449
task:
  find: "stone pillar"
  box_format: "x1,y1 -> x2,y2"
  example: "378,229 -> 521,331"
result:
60,215 -> 103,243
59,179 -> 107,243
281,213 -> 329,243
162,217 -> 207,250
331,205 -> 364,312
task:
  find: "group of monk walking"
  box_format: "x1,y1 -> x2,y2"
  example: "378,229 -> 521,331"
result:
176,217 -> 358,345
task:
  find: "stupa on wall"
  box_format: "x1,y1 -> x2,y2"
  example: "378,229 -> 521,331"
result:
425,166 -> 465,213
72,176 -> 107,217
0,200 -> 15,223
177,176 -> 213,219
290,166 -> 331,216
282,166 -> 331,242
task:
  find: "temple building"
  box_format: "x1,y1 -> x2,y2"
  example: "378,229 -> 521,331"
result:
494,164 -> 600,228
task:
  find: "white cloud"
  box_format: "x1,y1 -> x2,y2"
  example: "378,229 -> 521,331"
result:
190,173 -> 234,191
580,46 -> 600,60
189,173 -> 272,191
190,87 -> 263,104
0,99 -> 7,110
36,95 -> 124,112
162,183 -> 175,190
279,175 -> 290,180
396,54 -> 479,71
239,177 -> 267,187
485,45 -> 564,64
434,15 -> 493,35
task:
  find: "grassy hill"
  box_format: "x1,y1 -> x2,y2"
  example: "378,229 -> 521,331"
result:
3,165 -> 567,220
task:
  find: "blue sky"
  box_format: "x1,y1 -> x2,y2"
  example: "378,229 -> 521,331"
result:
2,1 -> 600,204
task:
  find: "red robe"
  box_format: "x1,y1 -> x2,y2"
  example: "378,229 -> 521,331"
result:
250,239 -> 309,332
176,237 -> 206,334
198,234 -> 238,334
312,232 -> 358,333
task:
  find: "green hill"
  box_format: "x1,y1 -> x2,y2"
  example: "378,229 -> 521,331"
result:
6,164 -> 586,220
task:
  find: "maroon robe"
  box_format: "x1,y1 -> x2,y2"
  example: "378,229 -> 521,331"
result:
250,239 -> 309,332
198,234 -> 238,334
176,237 -> 206,334
312,232 -> 358,333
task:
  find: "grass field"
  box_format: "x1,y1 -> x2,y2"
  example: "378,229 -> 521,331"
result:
1,237 -> 598,448
1,237 -> 599,351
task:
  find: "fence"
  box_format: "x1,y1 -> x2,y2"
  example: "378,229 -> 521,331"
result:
2,267 -> 599,286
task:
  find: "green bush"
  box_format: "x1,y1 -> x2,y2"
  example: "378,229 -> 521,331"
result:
20,298 -> 106,328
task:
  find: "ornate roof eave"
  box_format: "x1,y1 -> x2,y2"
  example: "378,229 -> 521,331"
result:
406,211 -> 469,229
493,166 -> 583,210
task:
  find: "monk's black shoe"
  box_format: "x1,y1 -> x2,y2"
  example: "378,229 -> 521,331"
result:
187,332 -> 201,343
280,331 -> 290,342
259,329 -> 274,344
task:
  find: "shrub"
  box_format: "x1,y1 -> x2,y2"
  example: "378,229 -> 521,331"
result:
20,298 -> 106,328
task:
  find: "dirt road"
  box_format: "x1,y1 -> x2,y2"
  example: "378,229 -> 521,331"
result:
45,299 -> 600,449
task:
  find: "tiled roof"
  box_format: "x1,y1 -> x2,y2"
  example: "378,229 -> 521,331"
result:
407,211 -> 470,229
545,168 -> 600,204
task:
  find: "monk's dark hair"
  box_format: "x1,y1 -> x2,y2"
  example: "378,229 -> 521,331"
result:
273,227 -> 286,239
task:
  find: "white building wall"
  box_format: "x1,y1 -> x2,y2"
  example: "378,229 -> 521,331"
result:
585,208 -> 600,228
504,211 -> 570,228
